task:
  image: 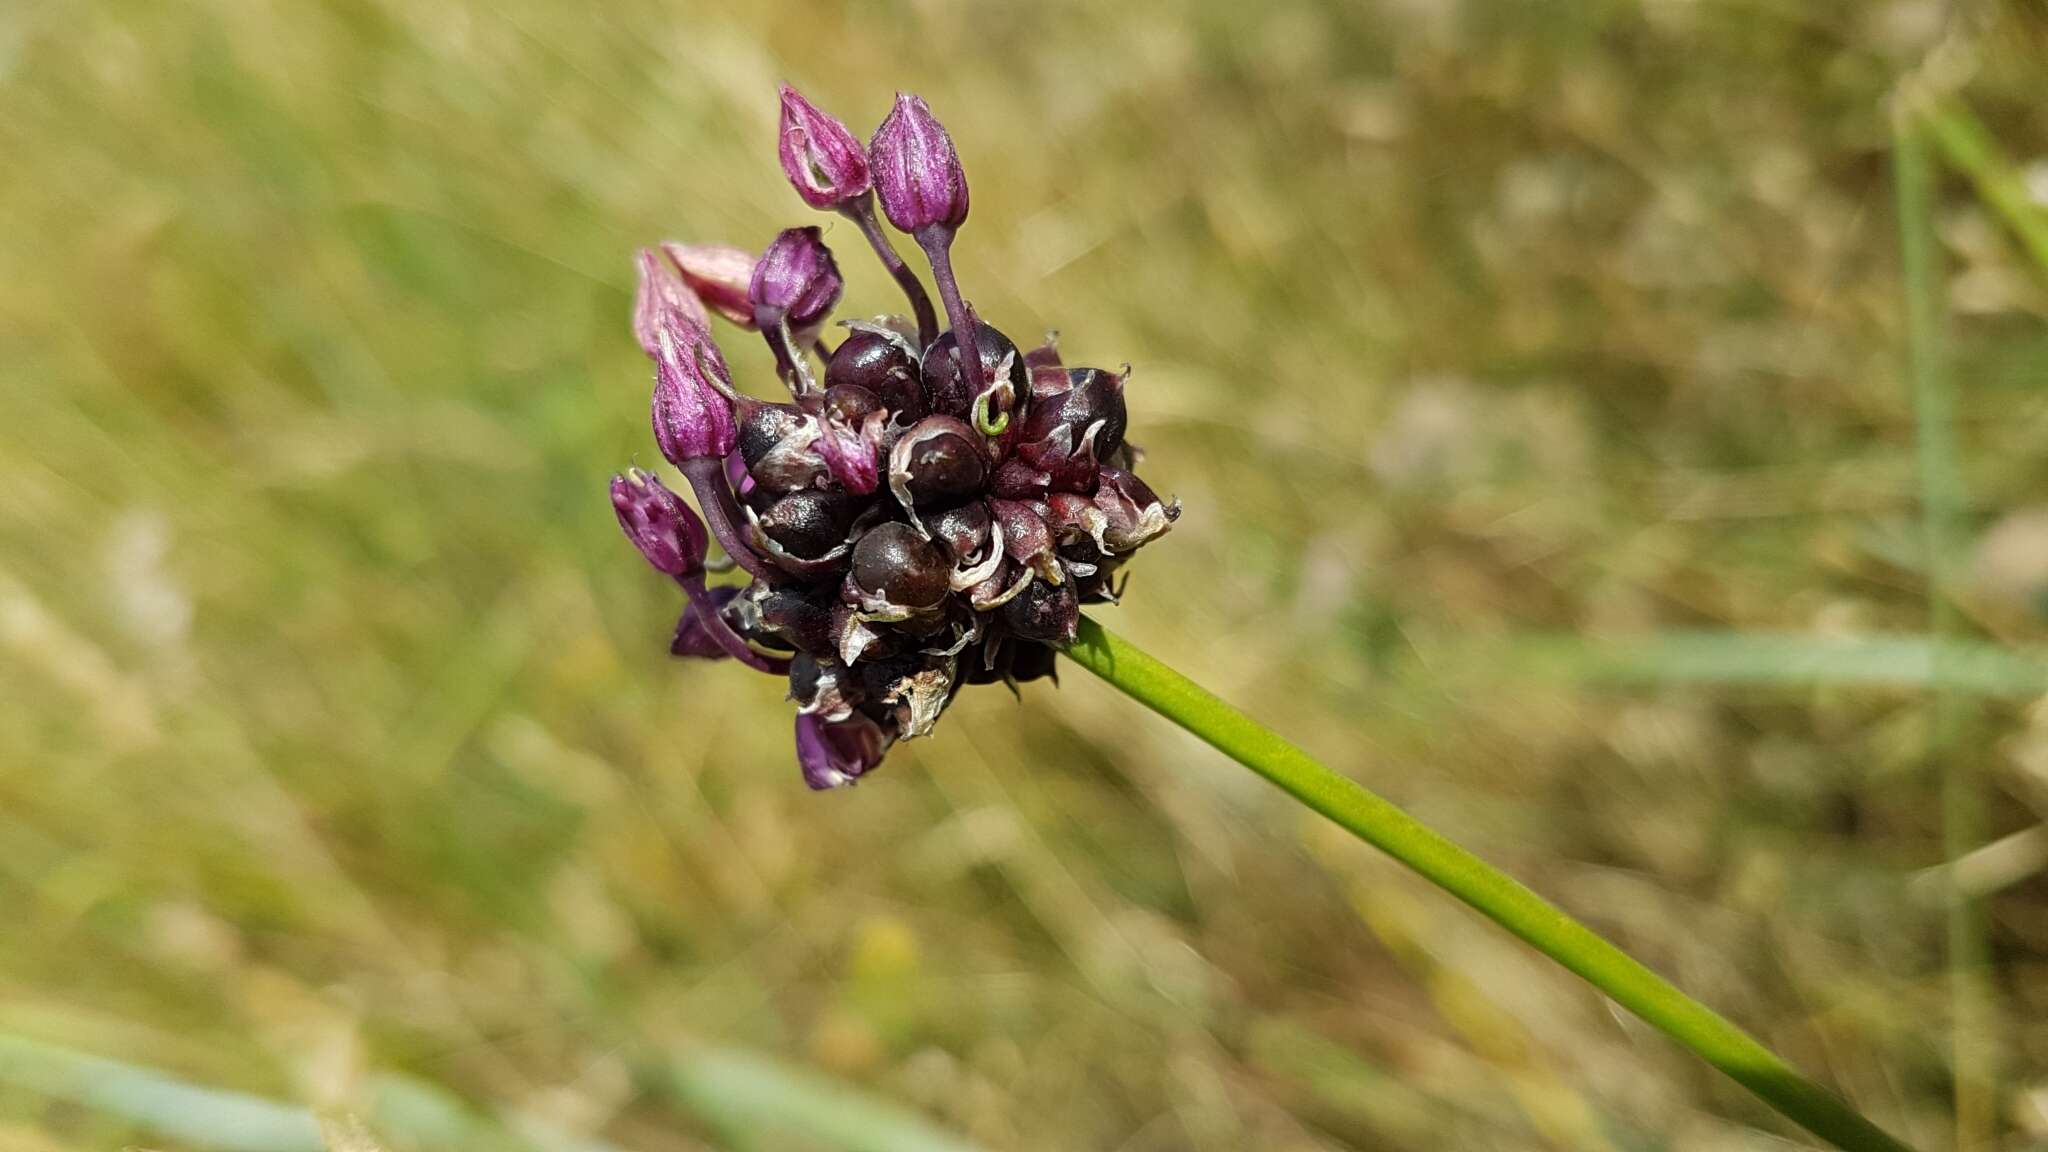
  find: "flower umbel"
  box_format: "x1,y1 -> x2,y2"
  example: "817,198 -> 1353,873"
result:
609,87 -> 1179,789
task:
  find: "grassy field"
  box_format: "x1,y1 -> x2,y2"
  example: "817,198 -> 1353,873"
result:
3,0 -> 2047,1148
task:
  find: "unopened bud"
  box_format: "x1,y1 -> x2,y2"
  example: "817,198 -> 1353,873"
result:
611,468 -> 707,577
749,227 -> 843,332
869,92 -> 969,235
778,84 -> 872,210
650,315 -> 739,463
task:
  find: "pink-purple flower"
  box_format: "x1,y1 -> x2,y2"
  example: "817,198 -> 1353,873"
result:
777,84 -> 872,210
748,226 -> 843,334
869,93 -> 969,236
648,309 -> 738,464
611,468 -> 706,579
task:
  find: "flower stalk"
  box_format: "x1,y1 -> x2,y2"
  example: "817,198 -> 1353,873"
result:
679,457 -> 779,584
679,573 -> 790,674
1059,616 -> 1917,1152
841,196 -> 938,346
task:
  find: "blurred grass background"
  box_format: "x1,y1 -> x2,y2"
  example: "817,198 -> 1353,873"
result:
2,0 -> 2047,1148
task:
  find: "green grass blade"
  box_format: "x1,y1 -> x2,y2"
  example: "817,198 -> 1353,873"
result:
1492,631 -> 2048,696
1895,103 -> 1995,1151
0,1033 -> 325,1152
1921,96 -> 2048,274
659,1045 -> 986,1152
1063,617 -> 1917,1152
0,1029 -> 990,1152
0,1032 -> 632,1152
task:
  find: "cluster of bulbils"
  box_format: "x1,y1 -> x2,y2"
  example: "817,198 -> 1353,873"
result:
610,86 -> 1178,790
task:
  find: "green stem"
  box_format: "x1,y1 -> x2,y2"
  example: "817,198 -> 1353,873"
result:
1061,616 -> 1916,1152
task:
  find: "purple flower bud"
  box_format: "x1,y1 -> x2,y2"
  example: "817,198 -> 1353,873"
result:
634,248 -> 711,357
612,468 -> 708,578
778,84 -> 872,210
795,711 -> 889,790
672,584 -> 742,658
869,93 -> 969,235
749,227 -> 843,332
661,242 -> 757,329
650,314 -> 739,464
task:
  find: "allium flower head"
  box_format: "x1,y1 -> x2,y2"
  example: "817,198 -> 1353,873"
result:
778,84 -> 872,209
611,87 -> 1179,790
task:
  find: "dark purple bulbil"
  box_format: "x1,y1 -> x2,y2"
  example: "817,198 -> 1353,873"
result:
610,85 -> 1179,790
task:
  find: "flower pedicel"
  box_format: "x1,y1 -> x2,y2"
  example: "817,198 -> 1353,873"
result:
610,86 -> 1178,789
